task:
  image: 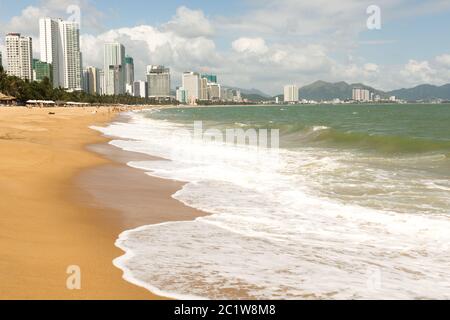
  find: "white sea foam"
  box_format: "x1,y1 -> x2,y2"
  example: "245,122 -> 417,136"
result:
92,111 -> 450,299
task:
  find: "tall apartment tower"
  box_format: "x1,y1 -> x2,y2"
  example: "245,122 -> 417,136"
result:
352,88 -> 371,102
182,71 -> 201,104
104,42 -> 126,95
284,85 -> 299,102
5,33 -> 33,81
39,18 -> 82,90
147,65 -> 171,99
82,66 -> 101,95
125,56 -> 134,86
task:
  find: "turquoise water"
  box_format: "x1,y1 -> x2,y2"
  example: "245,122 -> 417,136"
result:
149,104 -> 450,154
99,104 -> 450,299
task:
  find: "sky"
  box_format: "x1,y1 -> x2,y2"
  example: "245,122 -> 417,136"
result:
1,0 -> 450,95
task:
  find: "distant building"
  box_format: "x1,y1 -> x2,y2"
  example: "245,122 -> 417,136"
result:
233,89 -> 242,103
82,66 -> 101,95
39,18 -> 82,90
147,65 -> 170,99
221,87 -> 234,102
104,42 -> 126,95
5,33 -> 33,81
275,96 -> 279,104
201,74 -> 217,83
98,69 -> 105,95
352,88 -> 371,102
125,83 -> 133,95
133,81 -> 148,98
32,59 -> 52,83
176,87 -> 187,104
125,56 -> 134,89
182,72 -> 201,104
199,77 -> 208,100
284,85 -> 299,102
207,83 -> 221,101
389,96 -> 396,102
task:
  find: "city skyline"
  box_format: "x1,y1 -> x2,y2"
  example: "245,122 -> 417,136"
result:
0,0 -> 450,95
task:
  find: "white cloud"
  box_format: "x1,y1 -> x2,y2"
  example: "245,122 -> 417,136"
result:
436,54 -> 450,68
162,6 -> 214,38
232,37 -> 268,55
2,1 -> 450,94
81,25 -> 219,82
400,60 -> 436,84
364,63 -> 379,73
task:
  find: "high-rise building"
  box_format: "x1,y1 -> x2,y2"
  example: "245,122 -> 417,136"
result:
5,33 -> 33,81
284,85 -> 299,102
98,69 -> 105,95
221,87 -> 234,102
104,42 -> 126,95
182,71 -> 200,104
352,88 -> 371,102
133,81 -> 148,98
233,89 -> 242,103
147,65 -> 170,99
199,77 -> 208,100
125,56 -> 134,88
207,83 -> 221,101
39,18 -> 82,90
201,74 -> 217,84
176,87 -> 187,104
82,66 -> 100,95
32,58 -> 52,83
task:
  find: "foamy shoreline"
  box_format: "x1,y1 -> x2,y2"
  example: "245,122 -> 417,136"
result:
93,106 -> 450,300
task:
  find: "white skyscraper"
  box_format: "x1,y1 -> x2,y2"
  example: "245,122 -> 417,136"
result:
39,18 -> 82,90
5,33 -> 33,81
352,88 -> 371,102
182,72 -> 200,104
284,85 -> 299,102
133,81 -> 148,98
207,83 -> 221,101
98,69 -> 105,95
147,65 -> 171,99
104,42 -> 126,95
199,77 -> 208,101
176,87 -> 187,104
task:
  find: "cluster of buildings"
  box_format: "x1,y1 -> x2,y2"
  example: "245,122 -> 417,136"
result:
1,16 -> 244,105
276,85 -> 400,105
3,18 -> 83,91
352,87 -> 397,103
176,72 -> 242,105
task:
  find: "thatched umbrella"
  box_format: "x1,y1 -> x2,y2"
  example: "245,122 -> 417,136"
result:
0,92 -> 17,105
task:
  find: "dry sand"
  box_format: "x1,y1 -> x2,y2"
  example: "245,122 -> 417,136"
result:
0,106 -> 204,300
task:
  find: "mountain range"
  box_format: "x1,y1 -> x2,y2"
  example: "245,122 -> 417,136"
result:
237,81 -> 450,102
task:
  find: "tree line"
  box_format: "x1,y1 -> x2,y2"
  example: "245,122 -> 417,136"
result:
0,66 -> 176,105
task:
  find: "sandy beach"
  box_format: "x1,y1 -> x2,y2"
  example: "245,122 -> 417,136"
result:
0,106 -> 204,300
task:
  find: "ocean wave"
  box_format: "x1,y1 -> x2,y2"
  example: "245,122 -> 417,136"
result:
92,110 -> 450,299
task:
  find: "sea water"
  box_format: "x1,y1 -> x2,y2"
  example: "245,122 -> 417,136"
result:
93,104 -> 450,299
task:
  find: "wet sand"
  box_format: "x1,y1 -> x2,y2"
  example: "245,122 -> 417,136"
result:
0,106 -> 204,299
